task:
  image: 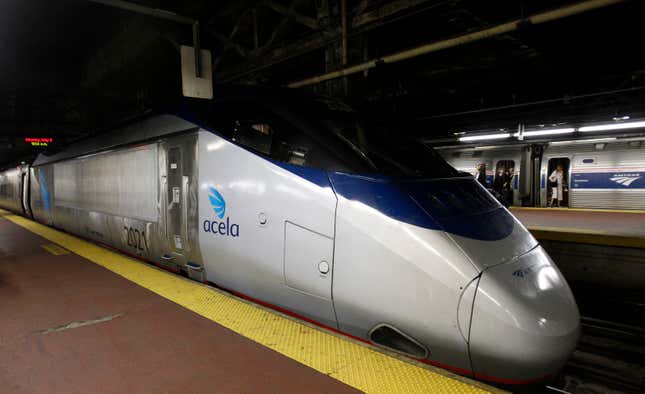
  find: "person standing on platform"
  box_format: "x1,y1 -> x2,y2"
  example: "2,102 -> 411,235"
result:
548,164 -> 565,207
505,167 -> 514,206
477,163 -> 487,187
493,166 -> 505,195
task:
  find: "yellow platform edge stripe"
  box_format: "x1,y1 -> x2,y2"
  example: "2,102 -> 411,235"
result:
0,210 -> 500,394
527,225 -> 645,249
511,206 -> 645,215
41,243 -> 70,255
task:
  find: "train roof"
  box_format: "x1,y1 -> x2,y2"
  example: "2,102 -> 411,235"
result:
32,85 -> 338,167
32,114 -> 197,167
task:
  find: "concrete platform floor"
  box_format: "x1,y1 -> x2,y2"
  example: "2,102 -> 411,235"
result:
0,216 -> 358,393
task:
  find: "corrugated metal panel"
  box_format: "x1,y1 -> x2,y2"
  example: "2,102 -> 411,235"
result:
54,144 -> 158,221
0,168 -> 21,212
570,189 -> 645,210
573,149 -> 645,170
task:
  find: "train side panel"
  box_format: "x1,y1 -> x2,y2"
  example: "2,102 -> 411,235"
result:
30,133 -> 203,271
331,187 -> 480,372
0,167 -> 22,213
197,130 -> 339,327
541,141 -> 645,210
30,165 -> 54,225
570,149 -> 645,209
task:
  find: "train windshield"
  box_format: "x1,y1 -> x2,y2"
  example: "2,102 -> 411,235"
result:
206,93 -> 459,179
286,96 -> 459,179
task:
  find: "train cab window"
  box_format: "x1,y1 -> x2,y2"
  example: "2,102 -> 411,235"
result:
272,141 -> 309,166
231,121 -> 274,155
205,97 -> 458,177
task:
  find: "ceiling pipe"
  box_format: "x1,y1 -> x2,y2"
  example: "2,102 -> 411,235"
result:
288,0 -> 625,88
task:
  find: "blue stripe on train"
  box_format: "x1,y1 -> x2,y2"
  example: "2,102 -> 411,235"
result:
269,162 -> 514,241
571,172 -> 645,189
328,172 -> 514,241
188,117 -> 515,241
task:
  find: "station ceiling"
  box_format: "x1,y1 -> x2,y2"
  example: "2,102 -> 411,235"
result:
1,0 -> 643,165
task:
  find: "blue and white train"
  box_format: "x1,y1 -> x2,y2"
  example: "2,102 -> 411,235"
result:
0,87 -> 580,386
440,138 -> 645,209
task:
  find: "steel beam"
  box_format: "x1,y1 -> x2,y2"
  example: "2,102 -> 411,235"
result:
220,0 -> 440,81
263,0 -> 319,29
288,0 -> 626,88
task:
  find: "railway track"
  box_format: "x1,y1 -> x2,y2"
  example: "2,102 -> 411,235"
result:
548,317 -> 645,394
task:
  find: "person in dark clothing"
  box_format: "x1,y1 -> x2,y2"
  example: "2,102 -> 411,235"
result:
504,167 -> 515,206
492,166 -> 509,206
477,163 -> 487,186
493,167 -> 505,194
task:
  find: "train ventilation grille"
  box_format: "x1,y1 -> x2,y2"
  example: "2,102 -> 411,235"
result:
369,324 -> 429,359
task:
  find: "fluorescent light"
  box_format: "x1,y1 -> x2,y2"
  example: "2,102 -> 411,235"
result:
459,133 -> 510,142
579,120 -> 645,132
515,128 -> 575,137
551,137 -> 616,145
472,146 -> 499,150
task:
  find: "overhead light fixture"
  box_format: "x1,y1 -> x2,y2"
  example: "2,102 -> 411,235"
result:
551,137 -> 617,145
515,128 -> 575,137
579,120 -> 645,132
458,133 -> 510,142
472,146 -> 500,150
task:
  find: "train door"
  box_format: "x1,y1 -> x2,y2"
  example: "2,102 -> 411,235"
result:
161,143 -> 191,269
20,171 -> 31,218
546,157 -> 570,207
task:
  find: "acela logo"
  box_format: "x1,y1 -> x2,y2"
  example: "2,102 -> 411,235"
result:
208,187 -> 226,218
203,186 -> 240,237
610,175 -> 641,187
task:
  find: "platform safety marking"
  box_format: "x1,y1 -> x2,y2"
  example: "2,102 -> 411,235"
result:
41,243 -> 70,255
0,211 -> 500,394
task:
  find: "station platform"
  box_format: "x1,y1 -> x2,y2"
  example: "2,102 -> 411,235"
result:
510,207 -> 645,248
0,209 -> 497,394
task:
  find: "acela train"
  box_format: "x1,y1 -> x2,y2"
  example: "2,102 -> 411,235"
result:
0,87 -> 579,385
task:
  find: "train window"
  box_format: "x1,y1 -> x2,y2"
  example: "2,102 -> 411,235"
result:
272,141 -> 309,166
582,158 -> 595,164
231,121 -> 274,155
205,97 -> 458,177
207,100 -> 368,172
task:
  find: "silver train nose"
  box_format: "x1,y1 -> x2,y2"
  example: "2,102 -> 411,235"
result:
468,246 -> 580,384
